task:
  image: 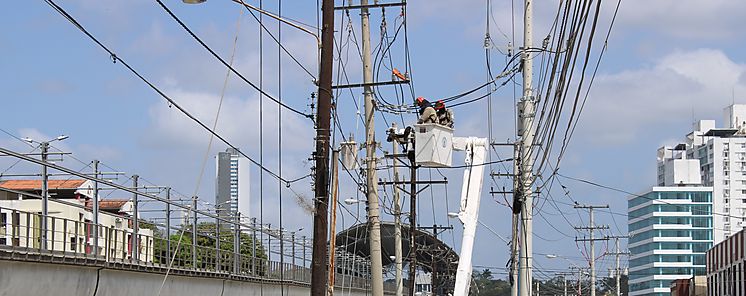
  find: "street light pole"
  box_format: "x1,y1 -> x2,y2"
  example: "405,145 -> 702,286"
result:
40,141 -> 49,251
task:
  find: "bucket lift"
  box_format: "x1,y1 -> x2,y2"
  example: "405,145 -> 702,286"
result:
393,123 -> 487,296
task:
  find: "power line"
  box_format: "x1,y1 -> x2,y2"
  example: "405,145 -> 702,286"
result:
558,173 -> 744,220
155,0 -> 311,120
42,0 -> 295,185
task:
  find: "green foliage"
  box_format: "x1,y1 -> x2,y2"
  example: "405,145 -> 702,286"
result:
152,222 -> 267,274
472,269 -> 512,296
469,269 -> 628,296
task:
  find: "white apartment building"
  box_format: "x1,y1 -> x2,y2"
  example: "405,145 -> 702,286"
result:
658,104 -> 746,243
0,180 -> 153,262
215,148 -> 251,222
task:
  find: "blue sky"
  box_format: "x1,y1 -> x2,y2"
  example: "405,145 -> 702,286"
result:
3,0 -> 746,280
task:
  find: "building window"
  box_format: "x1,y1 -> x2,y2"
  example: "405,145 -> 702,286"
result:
725,190 -> 730,197
725,180 -> 730,185
70,237 -> 77,251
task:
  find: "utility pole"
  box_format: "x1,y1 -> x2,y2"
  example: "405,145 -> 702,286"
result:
309,0 -> 333,295
518,0 -> 537,295
360,1 -> 384,295
574,205 -> 609,296
408,161 -> 417,296
555,272 -> 573,296
328,149 -> 340,295
391,123 -> 404,296
40,142 -> 49,251
569,266 -> 589,296
605,236 -> 629,296
510,143 -> 520,296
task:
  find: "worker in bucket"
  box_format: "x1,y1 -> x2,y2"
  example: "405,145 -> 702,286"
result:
434,99 -> 454,128
416,96 -> 438,124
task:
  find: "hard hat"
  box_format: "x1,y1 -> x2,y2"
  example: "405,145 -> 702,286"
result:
434,100 -> 445,109
416,96 -> 425,103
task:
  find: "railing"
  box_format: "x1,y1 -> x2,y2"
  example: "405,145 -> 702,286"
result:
0,204 -> 371,290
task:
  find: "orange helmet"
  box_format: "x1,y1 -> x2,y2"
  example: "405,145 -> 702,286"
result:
416,96 -> 426,104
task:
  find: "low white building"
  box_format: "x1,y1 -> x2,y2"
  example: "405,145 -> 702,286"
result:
0,179 -> 153,262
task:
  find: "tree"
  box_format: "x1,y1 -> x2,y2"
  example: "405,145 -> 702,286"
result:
152,222 -> 267,275
473,269 -> 511,296
598,275 -> 628,296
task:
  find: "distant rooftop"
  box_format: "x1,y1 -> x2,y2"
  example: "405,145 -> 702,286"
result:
85,199 -> 129,212
703,128 -> 739,137
0,179 -> 87,191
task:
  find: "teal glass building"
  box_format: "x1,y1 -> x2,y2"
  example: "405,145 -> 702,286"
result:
627,187 -> 713,296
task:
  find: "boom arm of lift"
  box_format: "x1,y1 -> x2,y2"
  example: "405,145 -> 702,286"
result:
451,137 -> 487,296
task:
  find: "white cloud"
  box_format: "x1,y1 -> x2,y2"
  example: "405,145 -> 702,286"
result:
617,0 -> 746,40
575,48 -> 746,145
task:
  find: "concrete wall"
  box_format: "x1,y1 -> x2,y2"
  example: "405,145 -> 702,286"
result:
0,260 -> 377,296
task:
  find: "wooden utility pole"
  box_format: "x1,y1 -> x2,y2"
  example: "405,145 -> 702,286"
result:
310,0 -> 334,295
328,150 -> 340,295
408,161 -> 417,296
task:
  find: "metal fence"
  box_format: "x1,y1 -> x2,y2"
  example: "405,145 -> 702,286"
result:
0,201 -> 371,290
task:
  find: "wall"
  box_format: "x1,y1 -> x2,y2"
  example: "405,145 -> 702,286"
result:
0,259 -> 379,296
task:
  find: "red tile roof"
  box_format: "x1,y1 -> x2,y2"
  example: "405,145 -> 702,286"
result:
0,179 -> 87,190
85,199 -> 129,211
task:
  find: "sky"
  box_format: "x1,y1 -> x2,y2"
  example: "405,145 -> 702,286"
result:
3,0 -> 746,281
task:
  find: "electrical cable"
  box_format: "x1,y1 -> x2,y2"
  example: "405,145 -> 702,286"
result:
155,0 -> 311,120
41,0 -> 297,186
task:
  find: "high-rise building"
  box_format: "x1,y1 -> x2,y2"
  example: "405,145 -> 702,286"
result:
215,148 -> 250,224
658,104 -> 746,242
628,104 -> 746,295
628,186 -> 713,296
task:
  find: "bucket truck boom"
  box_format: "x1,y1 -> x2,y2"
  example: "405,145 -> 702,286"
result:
451,137 -> 487,296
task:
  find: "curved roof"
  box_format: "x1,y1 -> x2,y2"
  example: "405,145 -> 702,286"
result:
335,221 -> 459,274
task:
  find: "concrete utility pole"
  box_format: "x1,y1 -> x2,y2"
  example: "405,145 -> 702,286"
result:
40,142 -> 49,251
309,0 -> 333,294
555,272 -> 573,296
574,205 -> 609,296
518,0 -> 536,295
408,161 -> 418,296
570,266 -> 590,296
605,236 -> 629,296
391,123 -> 404,296
360,0 -> 385,295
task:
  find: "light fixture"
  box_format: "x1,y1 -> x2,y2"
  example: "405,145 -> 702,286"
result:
447,212 -> 460,218
545,254 -> 558,259
55,135 -> 69,141
344,198 -> 362,205
22,137 -> 33,144
182,0 -> 207,4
